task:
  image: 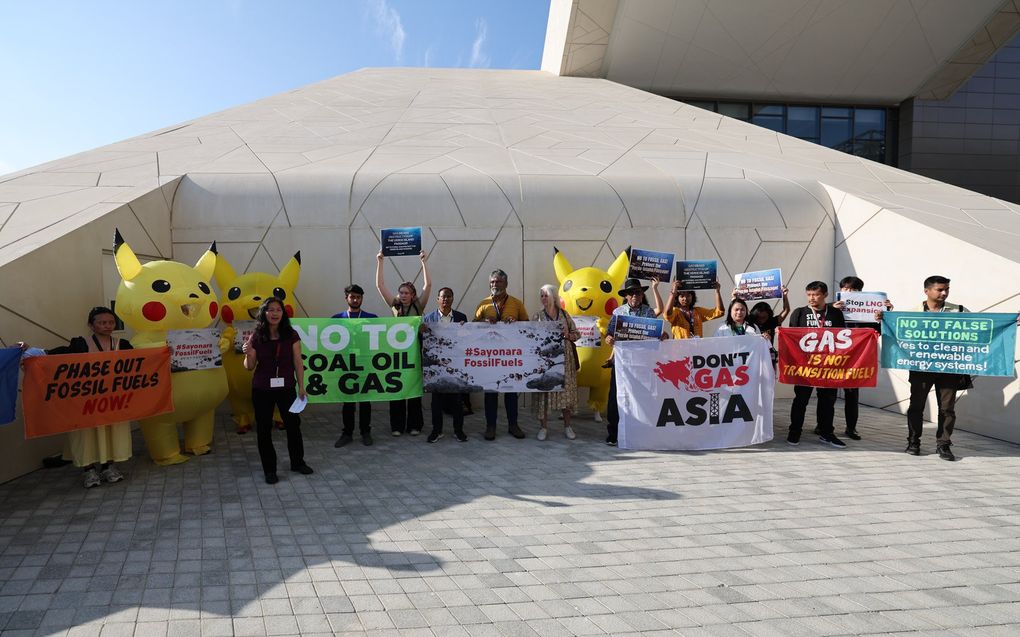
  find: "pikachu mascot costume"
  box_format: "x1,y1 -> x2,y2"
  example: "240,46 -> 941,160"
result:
213,252 -> 301,433
113,230 -> 229,465
553,247 -> 630,415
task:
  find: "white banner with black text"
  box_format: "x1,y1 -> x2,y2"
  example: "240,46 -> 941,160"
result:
616,335 -> 775,450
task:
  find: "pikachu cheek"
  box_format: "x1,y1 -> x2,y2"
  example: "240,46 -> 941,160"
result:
143,301 -> 167,322
285,304 -> 294,317
221,306 -> 234,324
209,302 -> 219,320
604,298 -> 618,315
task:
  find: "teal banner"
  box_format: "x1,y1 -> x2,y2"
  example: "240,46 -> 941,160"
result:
880,311 -> 1017,377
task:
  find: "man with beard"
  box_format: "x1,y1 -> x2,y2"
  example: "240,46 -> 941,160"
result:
331,284 -> 377,448
474,269 -> 529,441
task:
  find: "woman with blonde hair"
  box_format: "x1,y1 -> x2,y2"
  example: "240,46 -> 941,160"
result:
531,284 -> 581,440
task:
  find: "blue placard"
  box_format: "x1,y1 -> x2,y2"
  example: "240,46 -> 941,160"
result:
628,249 -> 674,282
608,315 -> 665,341
0,347 -> 21,425
381,227 -> 422,257
734,268 -> 782,301
880,311 -> 1018,377
675,260 -> 717,290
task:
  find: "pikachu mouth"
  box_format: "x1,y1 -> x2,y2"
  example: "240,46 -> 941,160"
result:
180,303 -> 200,318
248,308 -> 259,319
576,298 -> 593,311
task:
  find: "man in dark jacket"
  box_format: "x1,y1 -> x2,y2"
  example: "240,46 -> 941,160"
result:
787,281 -> 847,448
423,287 -> 468,442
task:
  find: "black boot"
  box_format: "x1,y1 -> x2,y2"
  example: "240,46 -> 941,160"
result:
937,444 -> 956,461
905,440 -> 920,456
844,428 -> 861,441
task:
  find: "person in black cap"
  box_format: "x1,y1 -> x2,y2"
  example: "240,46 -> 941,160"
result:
603,277 -> 666,445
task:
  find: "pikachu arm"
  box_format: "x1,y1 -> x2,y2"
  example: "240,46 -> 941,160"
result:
220,325 -> 236,355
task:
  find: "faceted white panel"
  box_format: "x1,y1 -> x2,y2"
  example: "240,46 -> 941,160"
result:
173,174 -> 283,230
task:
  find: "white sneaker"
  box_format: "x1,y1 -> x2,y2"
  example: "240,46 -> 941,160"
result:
565,427 -> 576,440
593,412 -> 603,423
83,468 -> 101,489
537,428 -> 548,441
100,465 -> 124,483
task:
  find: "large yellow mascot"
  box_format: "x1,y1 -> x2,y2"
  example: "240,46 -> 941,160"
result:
213,251 -> 301,433
113,230 -> 228,465
553,247 -> 630,415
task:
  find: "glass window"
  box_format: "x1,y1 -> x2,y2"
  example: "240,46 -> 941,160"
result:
718,102 -> 750,120
822,107 -> 850,118
821,117 -> 852,150
686,100 -> 716,112
787,106 -> 819,140
854,108 -> 885,134
752,104 -> 785,132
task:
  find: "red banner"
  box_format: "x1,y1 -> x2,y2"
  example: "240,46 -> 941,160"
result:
777,328 -> 878,388
22,347 -> 174,438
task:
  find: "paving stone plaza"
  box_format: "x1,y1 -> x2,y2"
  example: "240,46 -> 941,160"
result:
1,399 -> 1019,636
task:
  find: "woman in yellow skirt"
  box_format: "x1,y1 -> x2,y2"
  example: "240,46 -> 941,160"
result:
46,307 -> 134,488
532,285 -> 581,440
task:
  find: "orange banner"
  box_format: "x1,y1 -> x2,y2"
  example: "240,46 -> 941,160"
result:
22,347 -> 174,438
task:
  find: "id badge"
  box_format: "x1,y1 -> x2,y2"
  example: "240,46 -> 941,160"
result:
270,377 -> 285,388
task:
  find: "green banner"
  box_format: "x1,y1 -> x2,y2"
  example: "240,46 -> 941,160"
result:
292,317 -> 422,403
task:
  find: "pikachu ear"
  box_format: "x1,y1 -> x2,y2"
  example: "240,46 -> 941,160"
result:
278,251 -> 301,292
113,229 -> 143,281
607,246 -> 631,284
212,244 -> 237,290
194,242 -> 217,282
553,247 -> 573,285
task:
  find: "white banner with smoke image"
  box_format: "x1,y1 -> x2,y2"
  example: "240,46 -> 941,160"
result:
421,322 -> 565,393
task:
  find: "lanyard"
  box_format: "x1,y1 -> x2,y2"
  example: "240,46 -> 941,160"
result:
491,296 -> 505,321
273,340 -> 284,378
347,309 -> 362,318
733,324 -> 746,336
679,307 -> 695,328
543,308 -> 560,322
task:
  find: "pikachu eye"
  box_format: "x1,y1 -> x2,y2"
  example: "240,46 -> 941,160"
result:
600,280 -> 612,293
563,280 -> 573,291
273,287 -> 287,301
228,287 -> 241,300
151,280 -> 171,293
198,282 -> 211,295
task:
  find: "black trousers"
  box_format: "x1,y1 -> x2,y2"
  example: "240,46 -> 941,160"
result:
341,401 -> 371,436
484,392 -> 518,429
431,393 -> 464,435
390,397 -> 423,433
843,388 -> 859,430
253,387 -> 304,475
606,367 -> 618,442
907,374 -> 958,444
790,385 -> 836,436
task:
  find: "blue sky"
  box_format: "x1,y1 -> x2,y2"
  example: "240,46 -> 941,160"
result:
0,0 -> 551,174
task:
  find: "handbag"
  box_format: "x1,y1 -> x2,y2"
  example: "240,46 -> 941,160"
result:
958,374 -> 974,391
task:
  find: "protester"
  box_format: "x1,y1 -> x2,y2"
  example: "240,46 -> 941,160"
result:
331,284 -> 376,447
831,276 -> 893,441
663,279 -> 724,339
32,307 -> 134,488
604,277 -> 666,446
422,287 -> 468,442
474,268 -> 529,441
376,250 -> 431,436
903,276 -> 968,460
243,297 -> 312,484
786,281 -> 847,448
531,284 -> 581,441
750,286 -> 790,366
714,298 -> 761,337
